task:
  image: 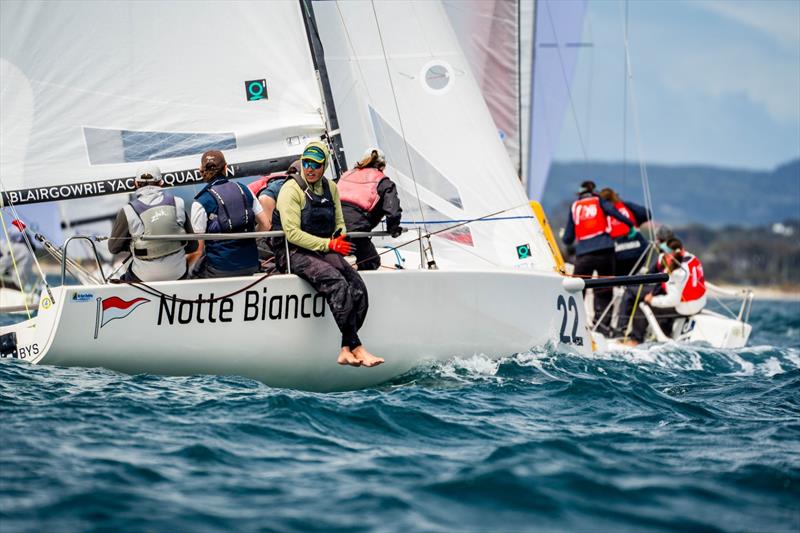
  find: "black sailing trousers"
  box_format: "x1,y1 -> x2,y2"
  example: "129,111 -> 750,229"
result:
574,248 -> 616,335
275,247 -> 369,349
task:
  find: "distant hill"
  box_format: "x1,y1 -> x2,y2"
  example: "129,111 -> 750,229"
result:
542,158 -> 800,228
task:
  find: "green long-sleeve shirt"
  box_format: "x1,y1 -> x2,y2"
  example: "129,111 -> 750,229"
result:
275,177 -> 346,252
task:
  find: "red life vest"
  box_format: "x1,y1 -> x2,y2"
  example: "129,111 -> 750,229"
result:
656,253 -> 667,292
338,168 -> 385,212
247,173 -> 285,198
571,196 -> 610,241
608,201 -> 637,238
680,253 -> 706,302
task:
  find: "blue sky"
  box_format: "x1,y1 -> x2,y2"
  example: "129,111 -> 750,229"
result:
553,0 -> 800,170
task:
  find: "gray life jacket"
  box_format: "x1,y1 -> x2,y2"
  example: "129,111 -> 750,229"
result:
129,193 -> 185,259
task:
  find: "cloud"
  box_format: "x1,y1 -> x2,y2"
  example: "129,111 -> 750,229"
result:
660,37 -> 800,124
698,0 -> 800,50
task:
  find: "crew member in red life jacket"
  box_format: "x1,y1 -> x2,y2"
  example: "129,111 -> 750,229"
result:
598,188 -> 651,277
563,180 -> 635,335
598,187 -> 652,332
337,148 -> 403,270
626,238 -> 707,345
247,160 -> 301,268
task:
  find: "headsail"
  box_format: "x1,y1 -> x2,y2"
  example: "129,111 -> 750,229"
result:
444,0 -> 522,177
315,0 -> 555,270
0,0 -> 326,205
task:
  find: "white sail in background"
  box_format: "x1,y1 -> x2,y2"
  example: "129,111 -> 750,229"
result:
526,0 -> 588,201
0,0 -> 325,204
314,0 -> 555,271
444,0 -> 522,176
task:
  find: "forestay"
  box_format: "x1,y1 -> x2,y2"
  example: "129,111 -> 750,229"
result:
314,0 -> 555,271
0,0 -> 325,205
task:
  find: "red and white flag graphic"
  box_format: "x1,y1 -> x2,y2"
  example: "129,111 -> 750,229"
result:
100,296 -> 150,327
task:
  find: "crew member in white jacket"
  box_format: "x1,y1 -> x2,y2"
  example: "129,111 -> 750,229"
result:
627,238 -> 706,344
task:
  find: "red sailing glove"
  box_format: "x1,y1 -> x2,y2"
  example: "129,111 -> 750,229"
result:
328,234 -> 354,256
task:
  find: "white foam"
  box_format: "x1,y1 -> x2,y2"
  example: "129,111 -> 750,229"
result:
784,348 -> 800,369
760,357 -> 784,377
723,352 -> 755,376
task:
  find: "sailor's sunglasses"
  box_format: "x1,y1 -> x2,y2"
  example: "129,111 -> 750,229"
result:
302,160 -> 322,170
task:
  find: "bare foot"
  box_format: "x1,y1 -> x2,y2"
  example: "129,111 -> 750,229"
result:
337,347 -> 362,366
352,345 -> 384,367
620,339 -> 639,347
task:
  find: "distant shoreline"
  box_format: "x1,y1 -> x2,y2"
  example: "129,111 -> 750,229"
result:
715,285 -> 800,302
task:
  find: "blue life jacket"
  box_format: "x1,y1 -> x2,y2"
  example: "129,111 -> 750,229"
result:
272,175 -> 336,240
195,178 -> 257,271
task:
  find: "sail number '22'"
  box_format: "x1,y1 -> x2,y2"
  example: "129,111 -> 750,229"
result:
557,295 -> 584,346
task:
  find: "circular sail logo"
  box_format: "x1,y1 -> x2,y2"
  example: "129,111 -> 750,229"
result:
245,79 -> 268,101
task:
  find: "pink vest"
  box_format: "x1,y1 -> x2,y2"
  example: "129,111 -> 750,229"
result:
338,168 -> 384,212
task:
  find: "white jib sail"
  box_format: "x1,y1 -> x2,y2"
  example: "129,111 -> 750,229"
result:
314,0 -> 555,271
0,0 -> 326,204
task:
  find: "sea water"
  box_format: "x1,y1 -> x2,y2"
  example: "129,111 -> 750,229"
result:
1,299 -> 798,532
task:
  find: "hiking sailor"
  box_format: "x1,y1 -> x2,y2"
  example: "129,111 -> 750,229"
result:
626,238 -> 707,345
562,180 -> 635,335
272,141 -> 383,367
108,165 -> 197,282
188,150 -> 270,278
338,148 -> 403,270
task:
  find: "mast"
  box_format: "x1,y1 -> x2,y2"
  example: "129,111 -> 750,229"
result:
299,0 -> 348,177
526,0 -> 539,194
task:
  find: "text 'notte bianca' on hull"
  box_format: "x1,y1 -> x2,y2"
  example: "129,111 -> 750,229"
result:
156,289 -> 327,326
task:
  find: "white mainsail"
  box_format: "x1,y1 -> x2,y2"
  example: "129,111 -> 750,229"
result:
314,0 -> 555,271
0,0 -> 325,204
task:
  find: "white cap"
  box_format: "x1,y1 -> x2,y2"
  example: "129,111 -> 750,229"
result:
135,165 -> 162,183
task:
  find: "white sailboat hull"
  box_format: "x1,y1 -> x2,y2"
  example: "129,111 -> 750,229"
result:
1,269 -> 592,392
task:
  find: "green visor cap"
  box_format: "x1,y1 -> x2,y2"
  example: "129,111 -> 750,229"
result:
302,145 -> 327,164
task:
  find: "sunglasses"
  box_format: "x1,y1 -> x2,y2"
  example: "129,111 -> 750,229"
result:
302,160 -> 322,170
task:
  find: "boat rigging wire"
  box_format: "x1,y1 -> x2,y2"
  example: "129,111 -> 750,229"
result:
369,0 -> 430,235
0,180 -> 55,304
0,210 -> 32,319
618,0 -> 656,244
544,0 -> 589,163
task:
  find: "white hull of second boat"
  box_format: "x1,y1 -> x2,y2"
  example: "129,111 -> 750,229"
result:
596,306 -> 752,351
0,286 -> 37,314
1,269 -> 592,391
